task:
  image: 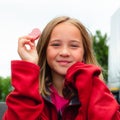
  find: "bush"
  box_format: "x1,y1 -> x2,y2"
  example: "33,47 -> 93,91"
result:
0,76 -> 12,101
93,30 -> 108,82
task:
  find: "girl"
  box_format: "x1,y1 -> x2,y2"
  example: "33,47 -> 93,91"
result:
3,16 -> 120,120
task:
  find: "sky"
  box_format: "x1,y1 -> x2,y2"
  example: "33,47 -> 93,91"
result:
0,0 -> 120,77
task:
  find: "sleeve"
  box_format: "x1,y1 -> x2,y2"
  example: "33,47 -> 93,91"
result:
3,60 -> 44,120
65,62 -> 120,120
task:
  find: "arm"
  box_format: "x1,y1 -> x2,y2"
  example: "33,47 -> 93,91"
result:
65,62 -> 120,120
3,60 -> 44,120
88,73 -> 120,120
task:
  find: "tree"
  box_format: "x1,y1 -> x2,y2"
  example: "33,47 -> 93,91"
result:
0,76 -> 12,101
93,30 -> 108,82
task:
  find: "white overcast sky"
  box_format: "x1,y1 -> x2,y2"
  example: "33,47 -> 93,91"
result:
0,0 -> 120,77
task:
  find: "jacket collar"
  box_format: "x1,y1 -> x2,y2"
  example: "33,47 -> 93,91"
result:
69,95 -> 81,106
42,93 -> 80,106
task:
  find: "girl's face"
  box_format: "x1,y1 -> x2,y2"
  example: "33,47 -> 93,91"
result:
46,22 -> 84,76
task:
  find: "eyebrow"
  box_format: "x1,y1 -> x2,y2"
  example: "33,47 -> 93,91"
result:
49,39 -> 61,43
70,40 -> 82,44
49,39 -> 82,44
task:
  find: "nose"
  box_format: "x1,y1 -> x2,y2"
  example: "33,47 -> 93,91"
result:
59,46 -> 70,57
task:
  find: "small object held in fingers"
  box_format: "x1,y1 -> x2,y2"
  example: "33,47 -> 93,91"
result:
29,28 -> 41,41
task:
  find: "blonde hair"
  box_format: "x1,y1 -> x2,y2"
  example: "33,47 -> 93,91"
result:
36,16 -> 103,96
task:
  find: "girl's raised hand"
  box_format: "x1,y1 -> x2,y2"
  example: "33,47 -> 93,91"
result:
18,28 -> 41,64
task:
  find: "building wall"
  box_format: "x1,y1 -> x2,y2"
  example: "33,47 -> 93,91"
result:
108,8 -> 120,90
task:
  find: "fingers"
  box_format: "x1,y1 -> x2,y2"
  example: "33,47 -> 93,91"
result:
17,35 -> 39,64
18,28 -> 41,49
17,28 -> 40,64
18,36 -> 35,48
17,36 -> 36,59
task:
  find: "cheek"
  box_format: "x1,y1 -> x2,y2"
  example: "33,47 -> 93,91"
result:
46,47 -> 57,61
72,50 -> 84,62
74,55 -> 83,62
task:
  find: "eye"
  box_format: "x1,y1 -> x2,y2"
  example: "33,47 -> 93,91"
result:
69,41 -> 81,49
49,40 -> 62,47
51,43 -> 61,47
71,44 -> 79,47
70,44 -> 79,48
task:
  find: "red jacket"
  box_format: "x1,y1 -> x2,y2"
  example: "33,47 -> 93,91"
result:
3,60 -> 120,120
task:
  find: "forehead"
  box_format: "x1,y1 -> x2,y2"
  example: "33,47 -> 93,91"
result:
49,22 -> 83,44
54,22 -> 78,30
51,22 -> 81,36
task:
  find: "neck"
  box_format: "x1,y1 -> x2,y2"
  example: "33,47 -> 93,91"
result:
52,73 -> 65,97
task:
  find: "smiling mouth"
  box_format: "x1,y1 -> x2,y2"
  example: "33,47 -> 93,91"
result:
57,61 -> 71,66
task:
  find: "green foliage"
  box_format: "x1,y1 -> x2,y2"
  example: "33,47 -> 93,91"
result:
0,76 -> 12,101
93,30 -> 108,82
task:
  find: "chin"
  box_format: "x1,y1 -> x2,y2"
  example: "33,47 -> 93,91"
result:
58,70 -> 68,76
